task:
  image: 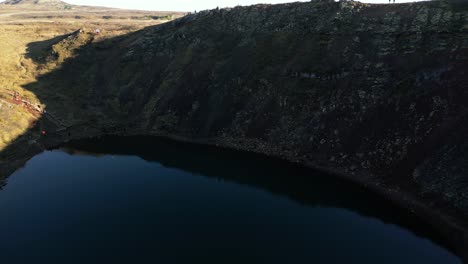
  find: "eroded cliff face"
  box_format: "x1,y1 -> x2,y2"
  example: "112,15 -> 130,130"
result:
75,0 -> 467,214
1,0 -> 468,253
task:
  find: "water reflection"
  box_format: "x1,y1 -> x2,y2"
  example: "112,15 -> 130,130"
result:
63,136 -> 456,254
0,135 -> 460,264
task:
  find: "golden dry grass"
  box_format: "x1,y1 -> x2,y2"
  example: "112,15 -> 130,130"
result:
0,5 -> 183,150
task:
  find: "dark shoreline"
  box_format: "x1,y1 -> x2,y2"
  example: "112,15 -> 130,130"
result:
15,128 -> 464,263
0,125 -> 466,261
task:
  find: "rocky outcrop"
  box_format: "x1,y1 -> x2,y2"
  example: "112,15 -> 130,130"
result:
86,0 -> 468,214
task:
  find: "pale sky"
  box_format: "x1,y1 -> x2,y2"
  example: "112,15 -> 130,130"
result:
0,0 -> 431,11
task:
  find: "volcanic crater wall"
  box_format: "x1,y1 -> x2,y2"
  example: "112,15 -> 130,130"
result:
81,1 -> 468,215
1,0 -> 467,246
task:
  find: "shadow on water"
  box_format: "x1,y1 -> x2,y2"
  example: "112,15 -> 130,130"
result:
62,135 -> 458,256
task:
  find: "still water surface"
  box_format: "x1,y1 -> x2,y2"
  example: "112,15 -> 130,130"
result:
0,136 -> 461,263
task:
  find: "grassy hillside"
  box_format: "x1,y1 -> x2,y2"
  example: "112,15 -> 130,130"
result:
0,0 -> 183,147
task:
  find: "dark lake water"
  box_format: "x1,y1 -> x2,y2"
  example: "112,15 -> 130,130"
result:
0,136 -> 461,263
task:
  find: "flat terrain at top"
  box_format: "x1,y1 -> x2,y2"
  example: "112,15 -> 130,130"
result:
0,1 -> 184,24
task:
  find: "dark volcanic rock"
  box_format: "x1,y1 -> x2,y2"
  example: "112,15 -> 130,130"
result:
83,0 -> 468,216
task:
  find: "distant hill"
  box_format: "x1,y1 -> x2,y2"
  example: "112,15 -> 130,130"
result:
1,0 -> 72,8
2,0 -> 65,4
0,0 -> 184,22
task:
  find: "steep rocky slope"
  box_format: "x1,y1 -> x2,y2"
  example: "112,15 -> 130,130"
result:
1,0 -> 468,259
37,0 -> 468,209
